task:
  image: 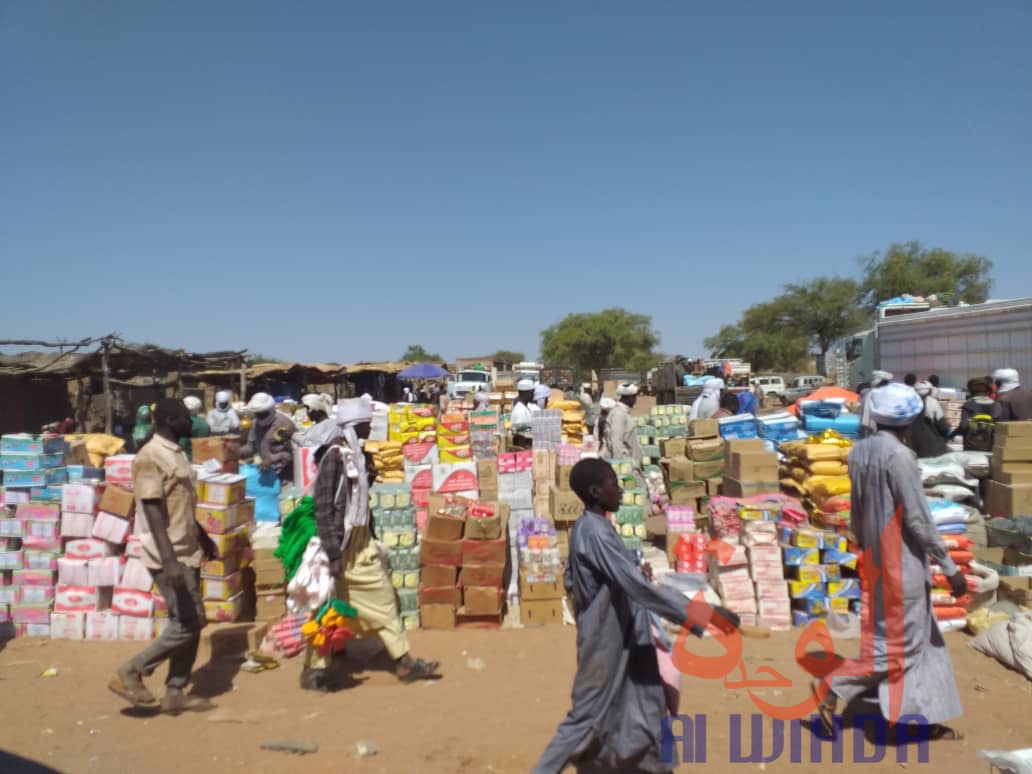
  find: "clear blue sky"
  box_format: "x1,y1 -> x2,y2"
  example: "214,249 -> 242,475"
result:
2,2 -> 1029,364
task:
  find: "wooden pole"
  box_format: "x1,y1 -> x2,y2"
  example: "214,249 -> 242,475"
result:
101,343 -> 113,435
239,359 -> 247,400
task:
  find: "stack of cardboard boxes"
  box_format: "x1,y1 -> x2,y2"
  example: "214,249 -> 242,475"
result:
195,474 -> 252,623
723,439 -> 780,498
420,494 -> 466,629
371,483 -> 419,630
987,421 -> 1032,582
438,411 -> 473,465
460,498 -> 509,625
518,514 -> 564,626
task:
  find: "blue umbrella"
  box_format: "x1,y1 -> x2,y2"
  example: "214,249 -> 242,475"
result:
399,362 -> 451,379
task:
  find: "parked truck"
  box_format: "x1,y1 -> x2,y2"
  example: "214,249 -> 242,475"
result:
833,297 -> 1032,392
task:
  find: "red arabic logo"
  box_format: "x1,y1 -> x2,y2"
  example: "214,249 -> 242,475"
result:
674,505 -> 906,724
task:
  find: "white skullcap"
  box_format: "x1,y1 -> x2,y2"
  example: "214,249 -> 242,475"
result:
215,390 -> 231,404
994,368 -> 1020,393
301,393 -> 324,412
336,396 -> 373,426
246,392 -> 276,413
616,383 -> 639,397
871,370 -> 893,387
599,397 -> 617,411
534,384 -> 551,401
869,383 -> 923,427
914,381 -> 933,397
517,379 -> 535,392
183,396 -> 202,413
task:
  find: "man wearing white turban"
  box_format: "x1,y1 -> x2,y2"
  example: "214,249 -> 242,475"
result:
293,394 -> 339,450
533,383 -> 552,410
241,392 -> 296,483
180,396 -> 210,459
859,370 -> 894,438
510,378 -> 539,449
994,368 -> 1032,421
301,396 -> 439,691
689,378 -> 724,421
816,382 -> 966,742
606,384 -> 646,490
207,391 -> 240,436
473,386 -> 490,411
594,397 -> 617,457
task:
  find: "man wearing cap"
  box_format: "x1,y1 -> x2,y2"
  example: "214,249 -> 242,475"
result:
859,370 -> 894,438
510,379 -> 539,450
473,386 -> 490,411
533,383 -> 552,410
207,391 -> 240,436
816,382 -> 966,742
606,384 -> 646,490
594,397 -> 617,457
180,396 -> 210,459
293,394 -> 338,449
689,378 -> 724,420
301,396 -> 439,691
241,392 -> 296,484
994,368 -> 1032,422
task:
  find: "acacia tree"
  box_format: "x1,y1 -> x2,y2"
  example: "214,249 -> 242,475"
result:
858,241 -> 993,310
400,345 -> 443,363
540,308 -> 659,376
491,350 -> 526,365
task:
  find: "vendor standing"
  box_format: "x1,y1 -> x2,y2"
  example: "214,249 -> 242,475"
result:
605,383 -> 646,491
510,379 -> 539,450
206,391 -> 240,436
180,396 -> 210,459
241,392 -> 296,484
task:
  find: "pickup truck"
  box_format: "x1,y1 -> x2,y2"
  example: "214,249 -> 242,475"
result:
781,375 -> 826,405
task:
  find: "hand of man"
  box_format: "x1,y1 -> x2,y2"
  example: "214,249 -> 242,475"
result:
199,530 -> 218,562
259,456 -> 273,472
328,557 -> 343,579
710,605 -> 741,631
163,560 -> 190,590
948,571 -> 968,599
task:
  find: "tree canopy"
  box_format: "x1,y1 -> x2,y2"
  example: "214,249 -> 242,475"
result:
540,308 -> 659,376
400,345 -> 443,363
858,241 -> 993,310
491,350 -> 525,365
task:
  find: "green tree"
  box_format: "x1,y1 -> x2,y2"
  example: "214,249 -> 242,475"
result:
704,299 -> 810,372
858,241 -> 993,310
782,277 -> 865,357
540,308 -> 660,376
400,345 -> 443,363
491,350 -> 526,365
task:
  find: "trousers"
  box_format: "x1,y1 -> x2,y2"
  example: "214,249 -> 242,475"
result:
129,567 -> 206,689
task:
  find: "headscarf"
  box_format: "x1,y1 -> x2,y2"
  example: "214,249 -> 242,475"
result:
534,384 -> 551,408
616,383 -> 640,397
215,390 -> 232,408
993,368 -> 1020,394
183,396 -> 202,414
871,370 -> 894,388
689,378 -> 724,420
334,397 -> 372,550
869,383 -> 923,427
247,392 -> 276,412
914,381 -> 934,397
599,397 -> 617,412
517,379 -> 535,392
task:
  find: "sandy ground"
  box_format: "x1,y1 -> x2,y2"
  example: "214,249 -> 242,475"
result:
1,622 -> 1029,774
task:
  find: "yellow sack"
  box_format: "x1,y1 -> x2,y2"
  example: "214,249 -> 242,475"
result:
966,607 -> 1012,636
808,460 -> 848,476
800,444 -> 846,462
806,475 -> 852,503
790,465 -> 808,483
64,433 -> 126,467
550,400 -> 583,412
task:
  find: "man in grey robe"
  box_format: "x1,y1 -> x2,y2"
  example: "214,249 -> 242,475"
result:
606,383 -> 646,491
858,370 -> 893,438
533,458 -> 739,773
819,382 -> 967,741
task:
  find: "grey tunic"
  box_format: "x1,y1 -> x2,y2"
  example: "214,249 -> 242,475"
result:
829,431 -> 962,726
534,512 -> 698,774
605,403 -> 646,491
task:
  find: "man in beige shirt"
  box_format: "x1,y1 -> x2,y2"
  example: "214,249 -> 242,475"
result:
109,398 -> 217,714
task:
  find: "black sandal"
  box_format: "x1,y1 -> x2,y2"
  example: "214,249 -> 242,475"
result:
929,724 -> 964,741
812,680 -> 838,736
398,658 -> 440,683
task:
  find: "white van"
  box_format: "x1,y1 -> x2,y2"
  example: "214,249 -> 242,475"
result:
750,375 -> 786,401
783,375 -> 827,403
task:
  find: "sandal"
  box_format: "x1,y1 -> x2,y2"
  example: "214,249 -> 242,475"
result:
812,680 -> 837,736
398,658 -> 440,683
108,677 -> 157,707
929,724 -> 964,741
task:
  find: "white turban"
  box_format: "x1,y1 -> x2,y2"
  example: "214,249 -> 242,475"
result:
701,378 -> 724,397
246,392 -> 276,413
517,379 -> 535,392
534,384 -> 551,401
616,383 -> 639,397
871,370 -> 893,387
336,396 -> 373,426
994,368 -> 1020,393
215,390 -> 231,406
599,397 -> 617,411
914,381 -> 933,397
869,383 -> 923,427
183,396 -> 202,413
302,393 -> 333,414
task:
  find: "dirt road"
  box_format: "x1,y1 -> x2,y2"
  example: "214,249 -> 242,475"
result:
0,625 -> 1028,773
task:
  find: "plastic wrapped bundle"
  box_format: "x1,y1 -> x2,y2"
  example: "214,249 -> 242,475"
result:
803,413 -> 861,438
718,414 -> 758,439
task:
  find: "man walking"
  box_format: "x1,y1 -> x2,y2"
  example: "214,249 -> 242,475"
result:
109,398 -> 217,714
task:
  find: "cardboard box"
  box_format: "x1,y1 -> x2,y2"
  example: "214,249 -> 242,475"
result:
986,480 -> 1032,518
205,592 -> 243,623
201,572 -> 242,601
549,485 -> 583,522
464,514 -> 502,540
704,478 -> 722,496
421,564 -> 458,588
462,538 -> 507,566
432,462 -> 479,494
725,438 -> 766,455
722,478 -> 781,498
85,610 -> 120,641
532,449 -> 556,483
418,586 -> 461,606
88,556 -> 122,587
60,511 -> 94,538
687,438 -> 724,462
118,615 -> 154,641
200,475 -> 247,506
555,465 -> 573,492
50,611 -> 86,640
191,435 -> 241,463
476,458 -> 498,489
692,460 -> 725,480
419,603 -> 456,629
420,538 -> 463,567
728,451 -> 779,481
196,503 -> 242,534
120,558 -> 155,592
424,503 -> 467,542
99,484 -> 135,519
92,511 -> 130,544
519,571 -> 564,600
993,438 -> 1032,462
63,538 -> 113,561
57,557 -> 90,586
521,599 -> 563,626
664,457 -> 694,483
112,587 -> 154,617
991,458 -> 1032,484
201,552 -> 241,578
464,585 -> 503,615
458,563 -> 504,588
54,585 -> 106,613
62,483 -> 100,515
688,419 -> 719,438
668,481 -> 706,505
660,438 -> 687,458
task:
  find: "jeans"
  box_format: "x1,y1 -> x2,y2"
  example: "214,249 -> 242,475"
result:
128,567 -> 206,689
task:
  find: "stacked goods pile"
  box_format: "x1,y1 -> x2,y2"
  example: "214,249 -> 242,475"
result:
778,431 -> 853,528
927,534 -> 1000,627
669,528 -> 707,573
742,516 -> 790,630
499,451 -> 533,603
419,494 -> 466,630
664,505 -> 700,567
517,515 -> 563,625
718,413 -> 759,440
988,422 -> 1032,524
549,399 -> 586,445
531,410 -> 563,450
781,526 -> 860,627
662,456 -> 706,510
687,435 -> 725,500
469,409 -> 501,459
636,416 -> 659,466
191,435 -> 242,475
438,411 -> 473,465
371,483 -> 420,631
708,538 -> 754,627
364,441 -> 405,483
548,451 -> 582,562
798,398 -> 861,439
615,504 -> 646,552
196,474 -> 254,623
388,405 -> 436,445
723,439 -> 779,499
402,442 -> 437,532
756,412 -> 803,445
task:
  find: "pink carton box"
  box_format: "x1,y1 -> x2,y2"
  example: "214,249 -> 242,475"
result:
104,455 -> 135,485
118,615 -> 154,642
23,551 -> 58,572
21,536 -> 61,552
62,483 -> 100,515
57,557 -> 90,586
0,549 -> 24,570
759,615 -> 792,632
92,512 -> 130,544
758,597 -> 792,617
88,556 -> 122,587
111,587 -> 153,618
119,558 -> 154,592
0,587 -> 16,606
750,563 -> 786,582
63,539 -> 113,561
50,612 -> 86,640
16,585 -> 55,604
755,580 -> 790,601
723,596 -> 758,615
54,585 -> 111,613
13,569 -> 55,587
24,623 -> 51,637
26,520 -> 59,540
124,536 -> 144,560
15,503 -> 60,521
60,511 -> 95,538
0,519 -> 25,538
85,611 -> 120,641
747,544 -> 782,563
201,571 -> 242,601
11,603 -> 51,625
